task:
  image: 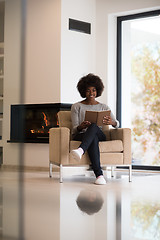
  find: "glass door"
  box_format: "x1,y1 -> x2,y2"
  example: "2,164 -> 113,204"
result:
117,10 -> 160,168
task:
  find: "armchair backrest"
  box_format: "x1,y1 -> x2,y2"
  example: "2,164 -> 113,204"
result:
57,111 -> 72,131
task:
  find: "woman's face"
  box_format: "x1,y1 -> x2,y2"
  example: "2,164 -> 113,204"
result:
85,86 -> 97,99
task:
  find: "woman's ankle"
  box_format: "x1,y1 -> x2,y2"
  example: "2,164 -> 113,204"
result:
78,147 -> 84,155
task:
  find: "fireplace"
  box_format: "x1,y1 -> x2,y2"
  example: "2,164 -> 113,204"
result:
9,103 -> 72,143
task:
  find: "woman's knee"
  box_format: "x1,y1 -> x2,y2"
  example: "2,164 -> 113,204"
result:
88,123 -> 98,131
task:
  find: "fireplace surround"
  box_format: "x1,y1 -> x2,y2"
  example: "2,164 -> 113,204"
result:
9,103 -> 72,143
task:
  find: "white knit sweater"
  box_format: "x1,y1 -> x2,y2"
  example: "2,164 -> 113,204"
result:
71,102 -> 119,136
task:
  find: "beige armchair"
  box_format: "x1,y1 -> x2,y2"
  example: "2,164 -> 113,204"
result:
49,111 -> 132,183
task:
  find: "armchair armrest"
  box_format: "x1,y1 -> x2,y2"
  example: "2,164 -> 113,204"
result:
110,128 -> 131,164
49,127 -> 70,165
102,125 -> 110,140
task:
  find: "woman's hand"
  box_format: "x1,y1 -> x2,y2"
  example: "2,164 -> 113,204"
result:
103,116 -> 117,127
77,121 -> 91,131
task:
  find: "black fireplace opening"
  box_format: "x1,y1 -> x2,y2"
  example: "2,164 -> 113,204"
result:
9,103 -> 72,143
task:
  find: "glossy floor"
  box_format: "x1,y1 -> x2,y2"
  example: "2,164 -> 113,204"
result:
0,168 -> 160,240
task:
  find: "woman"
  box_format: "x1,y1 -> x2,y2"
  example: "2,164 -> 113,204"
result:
70,73 -> 119,185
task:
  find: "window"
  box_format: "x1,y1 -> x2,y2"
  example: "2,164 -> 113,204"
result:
117,10 -> 160,169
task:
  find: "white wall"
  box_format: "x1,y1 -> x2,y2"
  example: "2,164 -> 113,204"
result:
24,0 -> 61,104
61,0 -> 96,103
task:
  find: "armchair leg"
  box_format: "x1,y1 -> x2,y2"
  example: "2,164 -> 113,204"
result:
60,164 -> 63,183
129,165 -> 132,182
49,163 -> 52,178
111,166 -> 114,177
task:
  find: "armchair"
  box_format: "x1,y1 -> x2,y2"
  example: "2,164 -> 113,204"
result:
49,111 -> 132,183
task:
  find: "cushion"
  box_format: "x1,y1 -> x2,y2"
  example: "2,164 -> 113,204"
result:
70,140 -> 123,153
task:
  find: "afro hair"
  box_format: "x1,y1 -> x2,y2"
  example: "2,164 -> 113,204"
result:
77,73 -> 104,98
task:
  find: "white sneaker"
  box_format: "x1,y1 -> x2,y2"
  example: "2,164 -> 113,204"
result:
95,175 -> 106,185
70,149 -> 82,161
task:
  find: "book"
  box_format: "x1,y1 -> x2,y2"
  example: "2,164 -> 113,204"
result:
85,110 -> 111,126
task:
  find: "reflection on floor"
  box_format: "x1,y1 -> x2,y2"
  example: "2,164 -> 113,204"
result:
0,168 -> 160,240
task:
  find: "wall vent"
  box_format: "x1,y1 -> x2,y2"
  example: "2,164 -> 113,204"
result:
69,18 -> 91,34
